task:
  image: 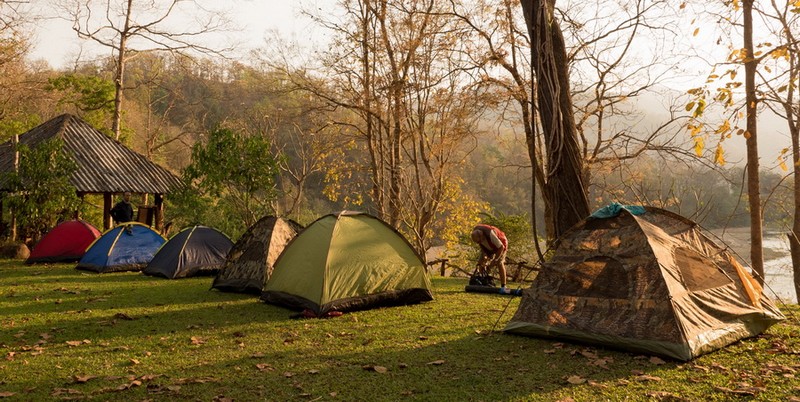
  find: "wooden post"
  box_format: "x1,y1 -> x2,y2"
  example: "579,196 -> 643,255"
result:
154,193 -> 164,232
10,134 -> 18,241
103,192 -> 112,230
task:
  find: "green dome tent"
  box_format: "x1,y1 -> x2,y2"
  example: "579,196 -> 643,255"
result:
504,205 -> 785,361
261,211 -> 433,315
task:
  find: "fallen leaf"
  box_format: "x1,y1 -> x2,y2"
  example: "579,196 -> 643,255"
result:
645,391 -> 686,400
190,336 -> 205,345
65,340 -> 90,347
129,359 -> 140,365
114,313 -> 134,320
713,386 -> 762,396
283,372 -> 294,378
649,356 -> 666,365
566,375 -> 586,384
373,366 -> 388,373
255,363 -> 273,372
250,353 -> 265,358
51,388 -> 82,396
308,369 -> 319,374
115,380 -> 142,391
635,374 -> 662,382
0,391 -> 16,397
72,375 -> 97,383
426,360 -> 445,365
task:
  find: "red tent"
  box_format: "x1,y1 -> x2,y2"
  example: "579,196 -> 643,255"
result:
26,220 -> 101,264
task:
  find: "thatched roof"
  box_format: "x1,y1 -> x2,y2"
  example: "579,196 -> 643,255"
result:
0,114 -> 182,194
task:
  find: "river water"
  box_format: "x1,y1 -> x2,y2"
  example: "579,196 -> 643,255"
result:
711,228 -> 797,305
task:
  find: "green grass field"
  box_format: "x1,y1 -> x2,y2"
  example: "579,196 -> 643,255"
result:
1,260 -> 798,401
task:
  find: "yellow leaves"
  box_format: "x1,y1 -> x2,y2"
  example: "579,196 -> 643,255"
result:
715,120 -> 731,135
688,98 -> 706,118
693,133 -> 705,157
693,27 -> 700,37
715,88 -> 734,107
770,47 -> 789,60
728,48 -> 747,62
778,148 -> 790,172
715,145 -> 726,166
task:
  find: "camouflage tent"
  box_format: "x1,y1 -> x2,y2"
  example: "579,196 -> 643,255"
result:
505,206 -> 785,361
211,216 -> 303,294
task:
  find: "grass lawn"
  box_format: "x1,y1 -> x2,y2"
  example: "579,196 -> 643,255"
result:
0,259 -> 798,401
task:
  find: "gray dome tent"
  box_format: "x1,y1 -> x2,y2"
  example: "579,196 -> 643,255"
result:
143,225 -> 233,279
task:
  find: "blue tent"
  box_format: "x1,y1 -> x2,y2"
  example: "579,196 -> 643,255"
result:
76,223 -> 166,273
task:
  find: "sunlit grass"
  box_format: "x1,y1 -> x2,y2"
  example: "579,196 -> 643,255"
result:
0,260 -> 798,401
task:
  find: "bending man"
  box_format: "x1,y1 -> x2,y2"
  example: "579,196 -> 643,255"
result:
470,224 -> 508,290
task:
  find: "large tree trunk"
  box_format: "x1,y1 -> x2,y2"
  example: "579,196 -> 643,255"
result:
743,0 -> 765,284
520,0 -> 590,240
790,75 -> 800,301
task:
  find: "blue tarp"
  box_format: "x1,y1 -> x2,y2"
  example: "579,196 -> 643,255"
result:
590,202 -> 646,219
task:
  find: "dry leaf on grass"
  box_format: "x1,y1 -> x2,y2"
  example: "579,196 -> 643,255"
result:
713,385 -> 764,396
72,375 -> 97,383
649,356 -> 666,365
645,391 -> 688,400
113,313 -> 134,320
566,375 -> 586,384
426,360 -> 445,365
65,340 -> 91,347
190,336 -> 205,345
51,388 -> 82,396
255,363 -> 274,372
635,374 -> 662,382
0,391 -> 16,398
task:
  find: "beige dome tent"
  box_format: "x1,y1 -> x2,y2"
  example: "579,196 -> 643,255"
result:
212,216 -> 303,294
505,205 -> 785,361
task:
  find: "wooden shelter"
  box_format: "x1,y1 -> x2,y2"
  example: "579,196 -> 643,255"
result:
0,114 -> 182,232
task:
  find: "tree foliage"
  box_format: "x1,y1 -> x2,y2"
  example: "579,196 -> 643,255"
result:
170,128 -> 280,238
3,139 -> 80,243
46,73 -> 115,134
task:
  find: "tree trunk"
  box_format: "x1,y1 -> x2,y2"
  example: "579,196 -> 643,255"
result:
743,0 -> 764,284
112,0 -> 134,140
520,0 -> 590,240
